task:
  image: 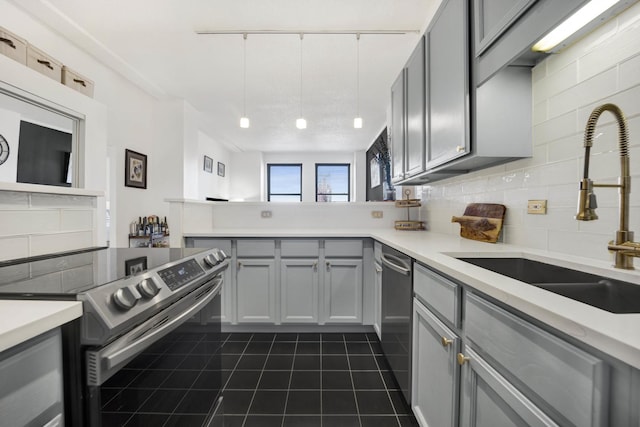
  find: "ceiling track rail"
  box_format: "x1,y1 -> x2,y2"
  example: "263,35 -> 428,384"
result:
195,29 -> 420,36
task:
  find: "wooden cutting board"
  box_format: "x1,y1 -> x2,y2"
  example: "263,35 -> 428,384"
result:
451,203 -> 506,243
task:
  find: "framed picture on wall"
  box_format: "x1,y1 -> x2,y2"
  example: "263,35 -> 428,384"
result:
217,162 -> 225,177
125,256 -> 147,276
125,149 -> 147,189
204,155 -> 213,173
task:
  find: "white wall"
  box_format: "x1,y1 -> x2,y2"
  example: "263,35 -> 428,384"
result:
198,130 -> 232,200
230,151 -> 264,201
421,2 -> 640,263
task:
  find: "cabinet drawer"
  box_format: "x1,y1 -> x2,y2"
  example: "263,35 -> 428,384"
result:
236,239 -> 275,257
324,239 -> 363,257
26,45 -> 62,82
465,292 -> 608,427
281,239 -> 319,257
191,238 -> 232,254
62,66 -> 94,97
414,263 -> 460,328
0,27 -> 27,65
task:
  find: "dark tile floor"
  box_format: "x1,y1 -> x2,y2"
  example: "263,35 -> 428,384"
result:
221,332 -> 418,427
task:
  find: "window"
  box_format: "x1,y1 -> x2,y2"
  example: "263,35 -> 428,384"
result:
267,164 -> 302,201
316,164 -> 350,202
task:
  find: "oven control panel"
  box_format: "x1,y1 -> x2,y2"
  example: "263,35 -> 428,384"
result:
157,259 -> 205,291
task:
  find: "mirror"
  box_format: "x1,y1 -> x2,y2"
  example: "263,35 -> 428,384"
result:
0,86 -> 79,187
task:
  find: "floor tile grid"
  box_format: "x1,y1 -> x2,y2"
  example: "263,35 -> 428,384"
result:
220,333 -> 417,427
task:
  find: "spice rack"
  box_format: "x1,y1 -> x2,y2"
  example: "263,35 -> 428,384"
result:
394,189 -> 425,230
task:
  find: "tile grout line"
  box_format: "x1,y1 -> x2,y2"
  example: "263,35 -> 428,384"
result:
280,334 -> 298,427
369,335 -> 403,427
343,335 -> 364,427
240,333 -> 272,427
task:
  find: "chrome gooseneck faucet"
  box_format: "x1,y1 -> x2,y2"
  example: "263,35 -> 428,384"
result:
576,103 -> 640,269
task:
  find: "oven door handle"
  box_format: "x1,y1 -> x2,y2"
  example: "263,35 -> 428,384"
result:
103,280 -> 221,370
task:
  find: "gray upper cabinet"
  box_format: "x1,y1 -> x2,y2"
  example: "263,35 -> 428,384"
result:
475,0 -> 588,84
390,70 -> 406,183
473,0 -> 537,57
425,0 -> 470,170
405,37 -> 426,178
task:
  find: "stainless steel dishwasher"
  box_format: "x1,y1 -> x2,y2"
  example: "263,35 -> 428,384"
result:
380,244 -> 413,405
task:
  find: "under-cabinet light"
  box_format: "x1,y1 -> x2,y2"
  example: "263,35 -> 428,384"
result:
532,0 -> 620,52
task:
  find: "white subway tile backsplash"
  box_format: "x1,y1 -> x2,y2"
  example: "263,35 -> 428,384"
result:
0,210 -> 60,236
533,61 -> 577,103
548,67 -> 617,118
548,230 -> 612,260
532,111 -> 577,145
503,224 -> 548,250
547,134 -> 582,163
61,210 -> 94,231
0,236 -> 29,261
533,100 -> 548,126
30,193 -> 96,208
619,54 -> 640,91
30,231 -> 93,256
579,17 -> 640,82
0,192 -> 29,210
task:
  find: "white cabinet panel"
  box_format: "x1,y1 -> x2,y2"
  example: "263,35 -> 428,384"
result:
236,259 -> 276,323
323,259 -> 363,323
281,259 -> 319,323
412,298 -> 459,427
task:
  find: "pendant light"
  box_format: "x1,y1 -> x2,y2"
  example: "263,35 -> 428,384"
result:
354,33 -> 363,129
240,33 -> 250,128
296,33 -> 307,129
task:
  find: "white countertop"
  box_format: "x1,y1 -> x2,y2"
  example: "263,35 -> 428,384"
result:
0,300 -> 83,353
187,228 -> 640,369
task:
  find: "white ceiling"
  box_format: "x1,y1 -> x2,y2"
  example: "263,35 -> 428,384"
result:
11,0 -> 435,153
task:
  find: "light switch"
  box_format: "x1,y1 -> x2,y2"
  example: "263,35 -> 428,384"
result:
261,210 -> 272,218
371,211 -> 383,218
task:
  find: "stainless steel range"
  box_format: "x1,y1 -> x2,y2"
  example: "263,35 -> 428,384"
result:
0,246 -> 229,427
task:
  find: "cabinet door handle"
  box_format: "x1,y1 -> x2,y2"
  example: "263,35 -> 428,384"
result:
313,260 -> 318,271
73,78 -> 87,87
455,145 -> 465,153
457,353 -> 470,365
441,337 -> 453,347
37,59 -> 54,70
326,261 -> 331,271
237,261 -> 242,269
0,37 -> 16,49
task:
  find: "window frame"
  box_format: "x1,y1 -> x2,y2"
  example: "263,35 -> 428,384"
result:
315,163 -> 351,202
267,163 -> 303,202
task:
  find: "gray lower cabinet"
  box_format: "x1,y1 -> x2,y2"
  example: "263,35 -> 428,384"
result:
323,258 -> 363,323
412,298 -> 460,427
412,265 -> 611,427
458,345 -> 559,427
236,258 -> 276,323
280,258 -> 319,323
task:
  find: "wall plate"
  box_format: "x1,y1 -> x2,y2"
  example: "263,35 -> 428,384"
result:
527,200 -> 547,214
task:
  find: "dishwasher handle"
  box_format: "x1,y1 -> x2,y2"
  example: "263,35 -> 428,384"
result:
381,253 -> 411,276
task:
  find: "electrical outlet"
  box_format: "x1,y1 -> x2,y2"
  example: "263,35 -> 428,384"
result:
527,200 -> 547,214
261,210 -> 272,218
371,210 -> 383,218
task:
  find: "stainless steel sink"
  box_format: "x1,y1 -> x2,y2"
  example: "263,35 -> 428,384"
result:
457,257 -> 640,314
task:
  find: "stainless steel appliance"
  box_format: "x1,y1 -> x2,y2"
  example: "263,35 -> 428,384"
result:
380,244 -> 413,404
0,246 -> 229,427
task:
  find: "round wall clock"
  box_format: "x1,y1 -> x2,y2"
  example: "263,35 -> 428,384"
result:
0,134 -> 9,165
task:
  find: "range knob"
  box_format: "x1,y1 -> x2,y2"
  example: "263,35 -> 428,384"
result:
137,277 -> 160,298
203,253 -> 218,268
217,249 -> 229,259
112,286 -> 142,310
